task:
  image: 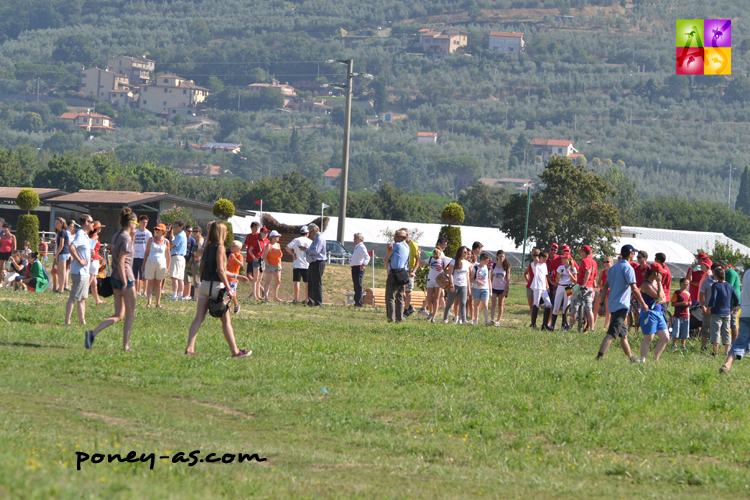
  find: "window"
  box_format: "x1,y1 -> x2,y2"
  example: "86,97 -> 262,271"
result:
558,148 -> 563,153
164,79 -> 169,84
164,88 -> 168,93
183,89 -> 187,94
143,100 -> 147,105
82,73 -> 87,78
163,101 -> 167,106
143,87 -> 147,92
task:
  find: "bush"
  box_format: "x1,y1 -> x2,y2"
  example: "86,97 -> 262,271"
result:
16,188 -> 39,212
224,221 -> 234,250
17,214 -> 39,252
441,202 -> 465,224
212,198 -> 235,220
414,264 -> 429,292
159,204 -> 195,227
438,225 -> 462,259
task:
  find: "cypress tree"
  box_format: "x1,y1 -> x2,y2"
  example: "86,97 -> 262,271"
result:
735,166 -> 750,215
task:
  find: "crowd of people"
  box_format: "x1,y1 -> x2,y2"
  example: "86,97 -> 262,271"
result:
2,212 -> 750,374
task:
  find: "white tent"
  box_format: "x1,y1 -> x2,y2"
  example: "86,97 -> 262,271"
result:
229,211 -> 710,265
622,226 -> 750,257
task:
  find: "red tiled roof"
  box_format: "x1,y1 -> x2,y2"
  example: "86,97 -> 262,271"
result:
418,132 -> 437,138
62,112 -> 112,120
489,32 -> 524,38
531,138 -> 573,147
324,168 -> 342,178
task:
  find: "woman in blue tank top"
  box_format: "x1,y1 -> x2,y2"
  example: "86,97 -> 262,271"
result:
638,262 -> 670,362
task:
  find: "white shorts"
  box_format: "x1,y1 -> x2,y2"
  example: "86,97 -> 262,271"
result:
198,280 -> 225,299
426,280 -> 441,289
144,259 -> 167,281
88,260 -> 100,276
169,255 -> 186,279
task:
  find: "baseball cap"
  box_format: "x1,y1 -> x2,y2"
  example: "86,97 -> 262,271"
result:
561,251 -> 571,258
561,244 -> 570,251
649,262 -> 664,274
581,245 -> 592,253
259,226 -> 269,233
154,223 -> 167,231
299,226 -> 309,234
550,243 -> 559,249
269,230 -> 280,237
620,244 -> 637,256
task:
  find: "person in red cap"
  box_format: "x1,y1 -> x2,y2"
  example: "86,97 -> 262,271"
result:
636,262 -> 671,363
686,252 -> 712,302
569,245 -> 598,333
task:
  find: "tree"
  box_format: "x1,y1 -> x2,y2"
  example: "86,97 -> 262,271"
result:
34,154 -> 103,192
599,166 -> 642,226
239,172 -> 320,214
19,112 -> 43,132
95,102 -> 114,117
42,131 -> 84,153
52,34 -> 99,63
664,75 -> 690,99
0,148 -> 30,186
735,166 -> 750,216
439,202 -> 464,258
213,198 -> 235,249
726,76 -> 750,103
510,133 -> 534,165
434,156 -> 481,198
16,188 -> 40,250
190,20 -> 211,45
249,67 -> 272,84
331,105 -> 368,127
501,156 -> 621,255
48,100 -> 68,116
458,183 -> 513,227
208,76 -> 225,94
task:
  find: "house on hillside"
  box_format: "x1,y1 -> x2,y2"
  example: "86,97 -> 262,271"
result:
60,111 -> 115,132
417,131 -> 438,144
488,32 -> 524,53
176,165 -> 222,178
190,142 -> 242,154
248,80 -> 297,106
324,168 -> 341,189
530,138 -> 578,162
294,99 -> 333,115
107,55 -> 155,86
477,177 -> 534,193
418,27 -> 468,56
139,74 -> 209,116
80,67 -> 129,102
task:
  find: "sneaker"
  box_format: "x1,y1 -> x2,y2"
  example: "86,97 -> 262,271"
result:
639,357 -> 647,364
448,312 -> 455,319
442,319 -> 450,324
681,346 -> 688,352
719,365 -> 729,374
234,304 -> 240,314
85,330 -> 95,349
672,345 -> 679,352
485,321 -> 493,327
429,317 -> 436,323
233,349 -> 252,358
292,300 -> 298,305
493,321 -> 500,326
182,296 -> 191,301
418,308 -> 428,316
457,319 -> 463,325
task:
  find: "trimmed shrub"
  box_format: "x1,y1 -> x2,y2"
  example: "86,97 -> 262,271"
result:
17,214 -> 39,251
213,198 -> 235,220
16,188 -> 40,212
441,202 -> 465,224
439,225 -> 462,260
224,221 -> 234,250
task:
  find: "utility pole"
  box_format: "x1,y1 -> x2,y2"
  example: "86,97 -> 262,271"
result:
520,184 -> 532,275
36,77 -> 40,102
325,59 -> 372,244
629,102 -> 633,126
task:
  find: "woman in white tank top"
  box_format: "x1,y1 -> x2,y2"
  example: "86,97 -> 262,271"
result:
141,223 -> 171,308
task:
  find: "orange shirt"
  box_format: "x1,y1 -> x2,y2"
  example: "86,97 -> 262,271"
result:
227,252 -> 243,282
266,243 -> 282,266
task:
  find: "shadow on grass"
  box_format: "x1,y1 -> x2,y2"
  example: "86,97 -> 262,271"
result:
0,341 -> 69,349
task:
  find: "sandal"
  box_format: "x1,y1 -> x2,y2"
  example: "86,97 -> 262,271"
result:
185,350 -> 197,355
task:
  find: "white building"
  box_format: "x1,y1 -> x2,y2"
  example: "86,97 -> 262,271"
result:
488,31 -> 524,53
531,139 -> 578,162
417,131 -> 437,144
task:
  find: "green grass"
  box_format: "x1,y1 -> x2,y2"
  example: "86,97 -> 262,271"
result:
1,266 -> 749,499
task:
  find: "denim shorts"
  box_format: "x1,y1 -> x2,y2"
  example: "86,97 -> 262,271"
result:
472,288 -> 490,301
671,317 -> 690,339
729,317 -> 750,359
111,277 -> 135,290
58,253 -> 70,262
252,260 -> 264,272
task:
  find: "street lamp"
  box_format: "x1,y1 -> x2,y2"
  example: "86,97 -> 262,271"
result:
325,58 -> 373,244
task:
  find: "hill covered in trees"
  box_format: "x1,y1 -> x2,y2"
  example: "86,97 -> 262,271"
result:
0,0 -> 750,205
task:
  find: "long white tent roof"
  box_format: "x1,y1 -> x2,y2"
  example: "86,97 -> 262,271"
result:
228,212 -> 745,265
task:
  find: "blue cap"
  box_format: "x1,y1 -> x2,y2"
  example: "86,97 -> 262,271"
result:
620,244 -> 637,256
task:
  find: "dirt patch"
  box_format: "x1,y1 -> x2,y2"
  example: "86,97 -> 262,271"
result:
189,400 -> 255,418
81,411 -> 130,427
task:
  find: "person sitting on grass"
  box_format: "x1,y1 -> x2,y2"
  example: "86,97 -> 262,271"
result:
227,240 -> 244,314
185,222 -> 252,358
6,251 -> 26,291
22,252 -> 47,292
705,267 -> 739,357
670,278 -> 691,352
720,269 -> 750,374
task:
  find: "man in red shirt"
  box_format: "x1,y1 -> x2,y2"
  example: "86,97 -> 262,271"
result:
570,245 -> 598,333
631,250 -> 649,287
654,252 -> 671,297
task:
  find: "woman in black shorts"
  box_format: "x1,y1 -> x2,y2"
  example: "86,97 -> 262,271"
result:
490,250 -> 511,325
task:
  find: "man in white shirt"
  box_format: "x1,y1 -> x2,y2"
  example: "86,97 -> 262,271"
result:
65,215 -> 94,327
349,233 -> 370,307
132,215 -> 152,297
285,226 -> 312,304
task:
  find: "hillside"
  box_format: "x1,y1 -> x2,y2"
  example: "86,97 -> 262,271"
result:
0,1 -> 750,203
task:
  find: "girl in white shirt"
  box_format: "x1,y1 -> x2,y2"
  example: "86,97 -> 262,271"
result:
547,252 -> 578,331
425,248 -> 445,323
442,246 -> 471,325
529,251 -> 552,328
491,250 -> 511,325
471,253 -> 492,326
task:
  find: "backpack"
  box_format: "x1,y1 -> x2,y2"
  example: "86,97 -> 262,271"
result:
207,280 -> 231,318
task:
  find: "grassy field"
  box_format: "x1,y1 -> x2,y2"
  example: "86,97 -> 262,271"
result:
1,264 -> 749,499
